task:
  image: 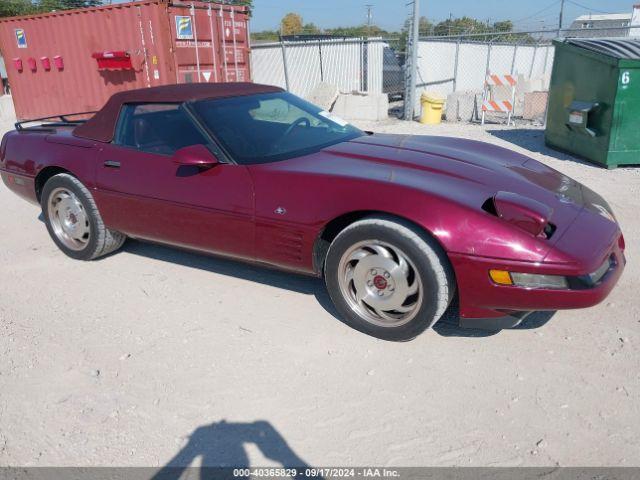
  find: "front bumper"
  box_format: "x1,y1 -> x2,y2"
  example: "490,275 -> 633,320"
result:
449,231 -> 625,329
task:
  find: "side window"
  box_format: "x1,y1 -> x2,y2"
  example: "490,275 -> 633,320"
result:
114,103 -> 208,156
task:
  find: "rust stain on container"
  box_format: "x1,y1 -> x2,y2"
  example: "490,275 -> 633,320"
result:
0,0 -> 251,119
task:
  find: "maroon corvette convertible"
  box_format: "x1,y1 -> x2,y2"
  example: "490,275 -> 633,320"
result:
0,83 -> 625,340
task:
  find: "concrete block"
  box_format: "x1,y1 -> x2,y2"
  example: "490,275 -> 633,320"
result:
0,95 -> 16,121
331,92 -> 388,121
523,91 -> 548,121
305,82 -> 339,111
445,91 -> 481,122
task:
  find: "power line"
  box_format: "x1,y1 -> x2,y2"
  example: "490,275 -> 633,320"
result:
565,0 -> 617,15
512,0 -> 561,24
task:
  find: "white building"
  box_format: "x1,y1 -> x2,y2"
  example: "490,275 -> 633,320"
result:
569,13 -> 632,37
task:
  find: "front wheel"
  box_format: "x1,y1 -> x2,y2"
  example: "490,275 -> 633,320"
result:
41,173 -> 126,260
324,216 -> 455,341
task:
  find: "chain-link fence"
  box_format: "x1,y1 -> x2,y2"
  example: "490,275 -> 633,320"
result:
252,38 -> 393,98
414,32 -> 553,125
251,26 -> 633,125
413,25 -> 633,125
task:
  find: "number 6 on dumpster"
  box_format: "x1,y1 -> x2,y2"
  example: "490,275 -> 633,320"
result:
621,71 -> 631,86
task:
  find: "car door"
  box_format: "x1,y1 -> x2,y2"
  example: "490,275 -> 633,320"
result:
93,103 -> 254,261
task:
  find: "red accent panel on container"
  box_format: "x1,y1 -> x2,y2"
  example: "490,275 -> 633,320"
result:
92,51 -> 134,70
0,0 -> 251,120
53,56 -> 64,70
13,58 -> 23,72
41,57 -> 51,71
27,57 -> 37,71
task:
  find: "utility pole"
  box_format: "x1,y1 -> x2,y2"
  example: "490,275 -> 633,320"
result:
403,0 -> 420,120
558,0 -> 565,37
365,4 -> 374,37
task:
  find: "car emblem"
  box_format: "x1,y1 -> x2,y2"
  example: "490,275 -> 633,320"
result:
274,207 -> 286,215
555,193 -> 573,204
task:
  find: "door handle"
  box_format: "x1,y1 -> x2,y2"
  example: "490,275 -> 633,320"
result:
103,160 -> 121,169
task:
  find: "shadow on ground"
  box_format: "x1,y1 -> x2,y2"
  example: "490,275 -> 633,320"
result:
434,300 -> 556,338
487,128 -> 600,168
123,239 -> 555,339
151,420 -> 318,480
123,240 -> 342,321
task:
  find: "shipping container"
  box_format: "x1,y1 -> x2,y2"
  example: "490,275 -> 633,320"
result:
0,0 -> 251,120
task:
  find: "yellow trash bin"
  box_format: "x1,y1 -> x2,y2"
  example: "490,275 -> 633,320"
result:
420,92 -> 445,124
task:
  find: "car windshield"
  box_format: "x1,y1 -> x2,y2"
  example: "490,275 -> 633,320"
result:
192,92 -> 364,164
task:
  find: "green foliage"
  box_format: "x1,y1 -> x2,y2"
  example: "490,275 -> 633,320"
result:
0,0 -> 36,17
220,0 -> 253,17
251,30 -> 280,42
324,24 -> 389,37
433,16 -> 487,36
302,23 -> 321,35
36,0 -> 102,11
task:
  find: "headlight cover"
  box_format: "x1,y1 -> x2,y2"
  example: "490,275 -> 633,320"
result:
489,269 -> 569,289
510,272 -> 569,290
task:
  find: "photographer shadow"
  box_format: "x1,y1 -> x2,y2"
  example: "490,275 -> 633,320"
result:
152,420 -> 319,480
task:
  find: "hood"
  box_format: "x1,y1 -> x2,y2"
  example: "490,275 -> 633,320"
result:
315,133 -> 610,231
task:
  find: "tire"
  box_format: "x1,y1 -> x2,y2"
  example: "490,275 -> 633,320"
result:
41,173 -> 126,260
324,216 -> 455,341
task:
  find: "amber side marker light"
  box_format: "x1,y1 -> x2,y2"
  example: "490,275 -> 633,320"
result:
489,269 -> 513,285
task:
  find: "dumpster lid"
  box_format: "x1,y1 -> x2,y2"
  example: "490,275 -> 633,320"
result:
565,38 -> 640,60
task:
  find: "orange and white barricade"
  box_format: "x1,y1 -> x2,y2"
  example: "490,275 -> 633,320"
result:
481,74 -> 517,126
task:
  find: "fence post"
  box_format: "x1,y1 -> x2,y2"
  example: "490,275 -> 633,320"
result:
529,42 -> 538,78
481,39 -> 494,126
510,40 -> 519,75
484,38 -> 493,78
362,38 -> 369,92
318,40 -> 324,82
542,43 -> 550,75
280,37 -> 291,91
403,0 -> 420,120
452,38 -> 461,92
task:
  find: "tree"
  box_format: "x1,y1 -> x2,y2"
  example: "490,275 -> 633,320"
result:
280,12 -> 303,36
418,16 -> 434,36
397,16 -> 432,57
221,0 -> 253,17
324,25 -> 388,37
433,16 -> 490,36
493,20 -> 513,32
302,23 -> 321,35
36,0 -> 102,11
0,0 -> 35,17
251,30 -> 279,42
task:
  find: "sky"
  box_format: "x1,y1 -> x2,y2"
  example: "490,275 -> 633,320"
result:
248,0 -> 637,32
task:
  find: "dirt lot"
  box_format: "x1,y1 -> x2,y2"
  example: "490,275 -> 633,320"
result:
0,119 -> 639,468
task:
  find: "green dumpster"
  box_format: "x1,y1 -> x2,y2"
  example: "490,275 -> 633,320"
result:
545,38 -> 640,169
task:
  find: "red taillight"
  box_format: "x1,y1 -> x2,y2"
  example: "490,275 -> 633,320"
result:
618,234 -> 625,251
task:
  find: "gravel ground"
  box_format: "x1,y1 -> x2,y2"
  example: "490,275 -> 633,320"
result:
0,119 -> 639,468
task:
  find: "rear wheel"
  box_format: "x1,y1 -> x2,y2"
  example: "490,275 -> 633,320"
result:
324,216 -> 455,341
41,173 -> 126,260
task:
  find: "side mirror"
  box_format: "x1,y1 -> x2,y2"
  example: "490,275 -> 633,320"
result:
173,144 -> 219,167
